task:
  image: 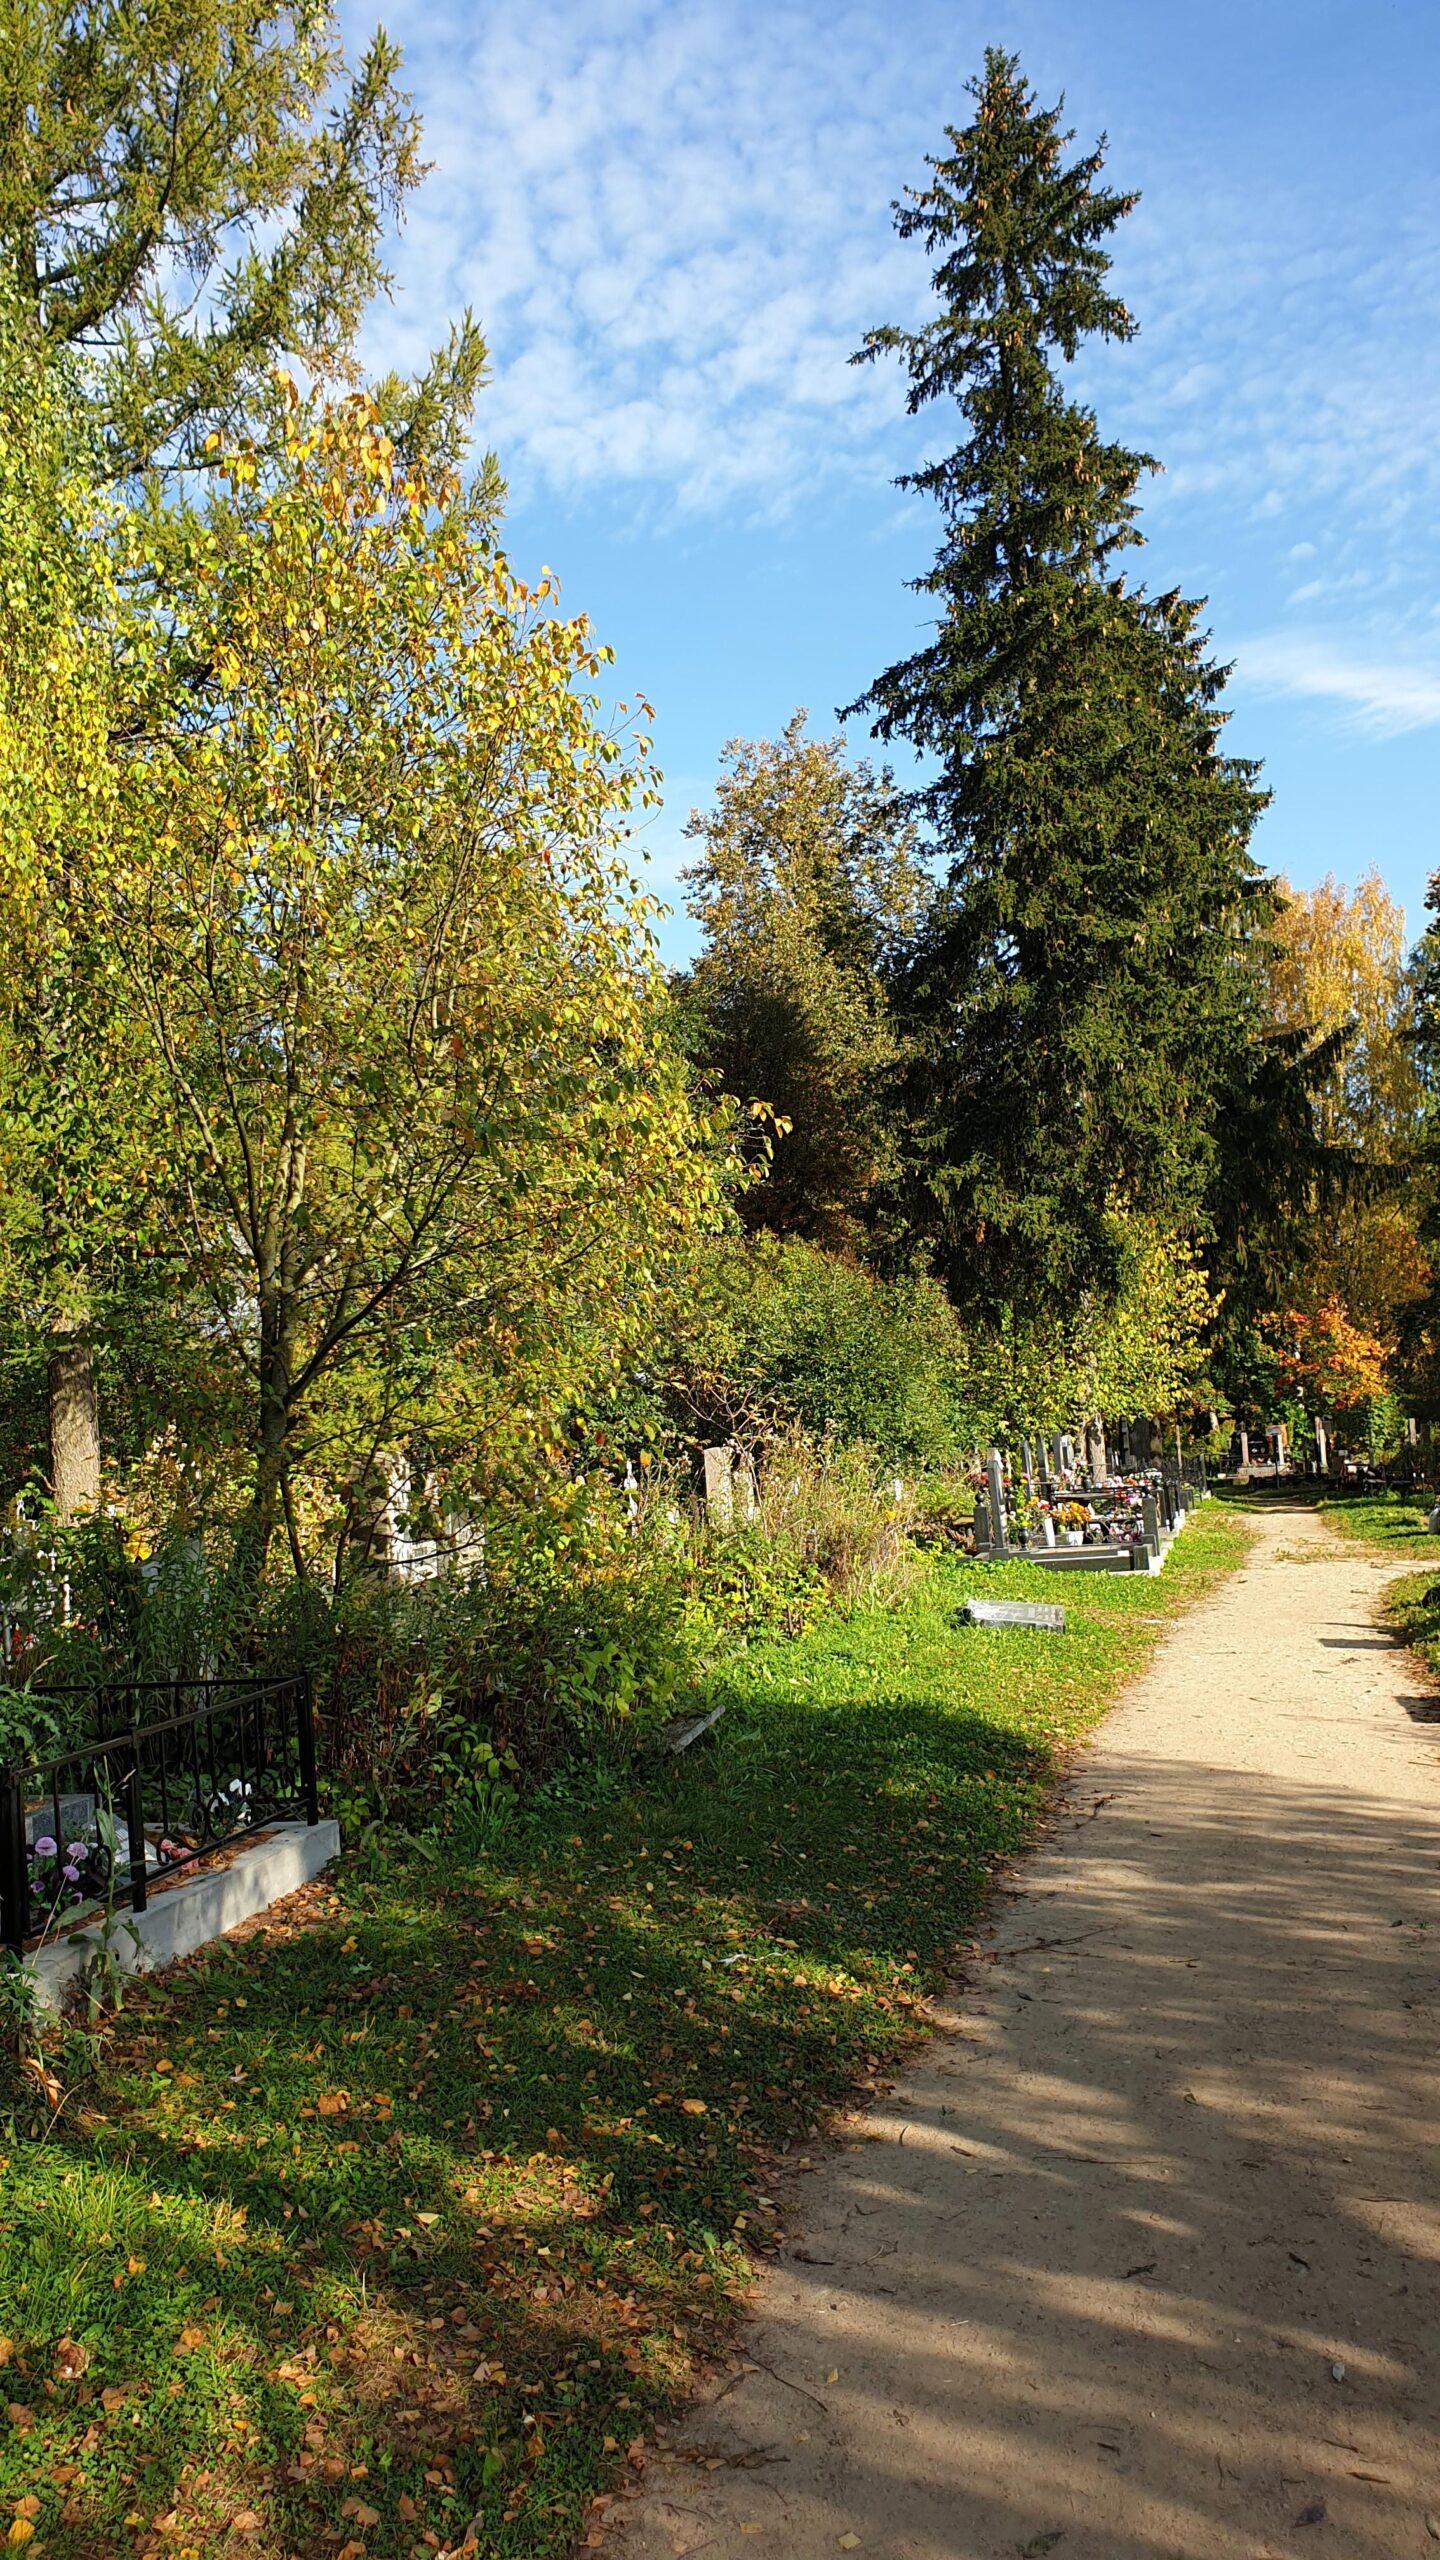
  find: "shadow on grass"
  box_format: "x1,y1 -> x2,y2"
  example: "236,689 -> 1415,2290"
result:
0,1528 -> 1245,2560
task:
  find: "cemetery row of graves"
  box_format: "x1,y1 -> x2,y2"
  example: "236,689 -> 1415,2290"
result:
0,17 -> 1434,2549
1,25 -> 1433,1994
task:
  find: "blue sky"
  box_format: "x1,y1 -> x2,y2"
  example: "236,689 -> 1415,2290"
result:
344,0 -> 1440,964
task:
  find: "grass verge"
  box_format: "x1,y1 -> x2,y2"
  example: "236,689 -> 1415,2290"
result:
0,1505 -> 1248,2560
1382,1561 -> 1440,1670
1317,1488 -> 1440,1560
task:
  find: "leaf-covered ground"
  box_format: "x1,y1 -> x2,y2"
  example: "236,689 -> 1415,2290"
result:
0,1511 -> 1247,2560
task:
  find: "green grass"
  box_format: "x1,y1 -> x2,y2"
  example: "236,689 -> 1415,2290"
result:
1381,1562 -> 1440,1666
0,1508 -> 1248,2560
1318,1487 -> 1440,1559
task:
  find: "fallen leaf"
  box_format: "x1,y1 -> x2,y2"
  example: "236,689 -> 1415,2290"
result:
176,2328 -> 206,2354
5,2409 -> 33,2434
55,2337 -> 89,2380
228,2516 -> 262,2538
680,2099 -> 707,2116
7,2522 -> 35,2548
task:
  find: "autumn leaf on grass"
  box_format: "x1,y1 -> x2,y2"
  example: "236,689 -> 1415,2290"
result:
54,2337 -> 89,2380
317,2091 -> 349,2118
679,2099 -> 707,2116
175,2327 -> 206,2354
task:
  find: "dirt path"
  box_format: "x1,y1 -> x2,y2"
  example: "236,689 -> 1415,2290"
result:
613,1504 -> 1440,2560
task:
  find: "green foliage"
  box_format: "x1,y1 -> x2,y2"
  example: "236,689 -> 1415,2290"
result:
735,1246 -> 974,1464
106,387 -> 732,1576
0,0 -> 484,477
679,714 -> 930,1247
851,50 -> 1270,1328
658,1236 -> 980,1466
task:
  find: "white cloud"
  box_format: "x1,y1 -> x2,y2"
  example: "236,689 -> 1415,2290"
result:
343,0 -> 1440,698
351,0 -> 941,516
1239,635 -> 1440,737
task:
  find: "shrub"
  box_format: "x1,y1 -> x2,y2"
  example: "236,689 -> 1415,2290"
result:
665,1236 -> 983,1470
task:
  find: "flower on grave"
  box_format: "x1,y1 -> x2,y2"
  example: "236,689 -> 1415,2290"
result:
62,1864 -> 81,1885
65,1841 -> 88,1861
31,1836 -> 57,1861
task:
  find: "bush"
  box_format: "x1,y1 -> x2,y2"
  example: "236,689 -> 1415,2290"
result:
666,1236 -> 982,1470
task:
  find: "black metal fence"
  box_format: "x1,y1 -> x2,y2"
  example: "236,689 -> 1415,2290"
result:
1,1674 -> 317,1953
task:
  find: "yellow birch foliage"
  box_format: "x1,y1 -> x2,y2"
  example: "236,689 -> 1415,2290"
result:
113,384 -> 732,1552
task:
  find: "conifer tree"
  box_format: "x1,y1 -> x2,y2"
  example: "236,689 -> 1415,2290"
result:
853,50 -> 1269,1322
0,0 -> 483,475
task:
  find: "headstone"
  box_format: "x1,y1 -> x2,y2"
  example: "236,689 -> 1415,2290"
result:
1315,1417 -> 1329,1474
733,1457 -> 758,1523
973,1493 -> 990,1553
1084,1419 -> 1108,1482
1142,1492 -> 1160,1555
702,1445 -> 734,1528
655,1700 -> 728,1755
985,1449 -> 1009,1558
1040,1511 -> 1056,1548
1238,1426 -> 1250,1469
1020,1438 -> 1036,1493
962,1597 -> 1066,1633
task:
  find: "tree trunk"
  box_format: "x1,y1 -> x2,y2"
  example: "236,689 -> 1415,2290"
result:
48,1326 -> 100,1520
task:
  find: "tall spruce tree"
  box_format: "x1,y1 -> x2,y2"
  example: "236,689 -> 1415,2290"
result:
852,50 -> 1270,1323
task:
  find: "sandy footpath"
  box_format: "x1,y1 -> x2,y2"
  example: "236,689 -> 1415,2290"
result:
610,1504 -> 1440,2560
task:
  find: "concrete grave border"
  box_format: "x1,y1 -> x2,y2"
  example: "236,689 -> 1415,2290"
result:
24,1816 -> 340,2010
